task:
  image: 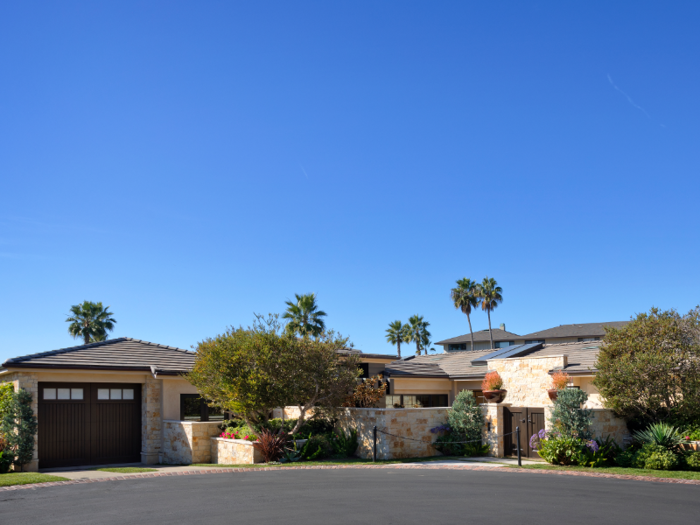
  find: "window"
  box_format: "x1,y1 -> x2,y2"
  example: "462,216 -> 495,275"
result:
180,394 -> 225,421
385,394 -> 448,408
448,343 -> 467,351
525,340 -> 545,345
43,387 -> 83,401
97,388 -> 135,401
578,337 -> 600,342
495,341 -> 515,348
358,363 -> 370,379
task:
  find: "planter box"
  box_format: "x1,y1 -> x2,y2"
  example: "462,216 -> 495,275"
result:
211,438 -> 308,465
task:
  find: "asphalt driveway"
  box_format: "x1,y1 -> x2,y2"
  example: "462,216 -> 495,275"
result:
0,468 -> 697,524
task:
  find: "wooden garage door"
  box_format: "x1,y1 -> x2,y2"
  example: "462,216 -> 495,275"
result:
38,383 -> 142,469
503,407 -> 546,459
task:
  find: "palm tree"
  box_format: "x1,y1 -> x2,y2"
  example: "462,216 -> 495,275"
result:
477,277 -> 503,349
450,277 -> 479,351
66,301 -> 117,345
385,320 -> 410,359
282,293 -> 327,338
408,315 -> 431,356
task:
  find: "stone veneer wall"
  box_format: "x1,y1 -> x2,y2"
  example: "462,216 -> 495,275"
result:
338,407 -> 449,460
487,355 -> 567,407
141,376 -> 162,464
1,372 -> 39,472
589,409 -> 631,446
162,421 -> 222,464
481,404 -> 503,457
211,438 -> 263,464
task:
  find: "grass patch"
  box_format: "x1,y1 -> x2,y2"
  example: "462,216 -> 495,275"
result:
0,472 -> 69,487
94,467 -> 157,474
507,463 -> 700,481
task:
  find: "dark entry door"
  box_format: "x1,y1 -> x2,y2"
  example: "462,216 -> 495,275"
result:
38,383 -> 141,469
503,407 -> 546,459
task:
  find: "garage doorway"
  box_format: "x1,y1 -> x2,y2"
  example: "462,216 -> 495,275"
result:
38,383 -> 142,469
503,407 -> 545,458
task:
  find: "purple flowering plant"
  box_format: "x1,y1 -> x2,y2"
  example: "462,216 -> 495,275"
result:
430,424 -> 451,434
529,428 -> 548,450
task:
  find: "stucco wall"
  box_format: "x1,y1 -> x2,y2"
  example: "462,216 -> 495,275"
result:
161,376 -> 199,420
338,407 -> 449,460
162,420 -> 222,464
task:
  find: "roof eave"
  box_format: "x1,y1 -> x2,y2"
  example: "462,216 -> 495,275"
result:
2,363 -> 191,375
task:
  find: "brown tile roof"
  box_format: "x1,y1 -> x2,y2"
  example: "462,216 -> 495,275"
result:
337,349 -> 399,360
2,338 -> 195,374
436,328 -> 522,345
519,321 -> 629,340
386,341 -> 602,379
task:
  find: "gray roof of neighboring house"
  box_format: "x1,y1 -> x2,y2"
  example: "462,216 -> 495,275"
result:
2,338 -> 196,374
386,341 -> 601,379
436,328 -> 522,346
519,321 -> 629,340
337,349 -> 399,360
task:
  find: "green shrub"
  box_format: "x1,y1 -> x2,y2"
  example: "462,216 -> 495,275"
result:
330,429 -> 358,458
538,435 -> 585,465
300,435 -> 333,460
684,451 -> 700,471
643,449 -> 679,470
549,388 -> 593,440
0,389 -> 37,471
463,442 -> 490,456
681,424 -> 700,441
615,447 -> 636,467
447,391 -> 484,442
0,450 -> 11,475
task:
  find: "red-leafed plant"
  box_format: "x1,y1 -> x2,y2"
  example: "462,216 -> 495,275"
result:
252,429 -> 289,463
482,371 -> 503,391
551,370 -> 570,391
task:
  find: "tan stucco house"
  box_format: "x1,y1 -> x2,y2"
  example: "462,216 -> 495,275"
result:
0,338 -> 398,471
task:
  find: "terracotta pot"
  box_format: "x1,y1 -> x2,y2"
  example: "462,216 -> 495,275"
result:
483,390 -> 507,403
547,389 -> 559,401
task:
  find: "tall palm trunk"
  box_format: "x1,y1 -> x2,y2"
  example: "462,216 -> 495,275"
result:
397,341 -> 401,359
467,313 -> 474,351
416,339 -> 421,355
487,309 -> 493,349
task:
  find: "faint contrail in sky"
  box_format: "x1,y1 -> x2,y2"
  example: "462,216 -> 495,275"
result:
299,165 -> 309,179
607,74 -> 665,127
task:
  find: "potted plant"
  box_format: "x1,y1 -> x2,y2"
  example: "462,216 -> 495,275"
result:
548,370 -> 570,401
482,371 -> 506,403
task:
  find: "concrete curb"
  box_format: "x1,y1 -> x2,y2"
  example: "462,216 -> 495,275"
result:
2,463 -> 699,491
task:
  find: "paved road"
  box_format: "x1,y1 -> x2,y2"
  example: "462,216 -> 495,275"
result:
0,468 -> 697,524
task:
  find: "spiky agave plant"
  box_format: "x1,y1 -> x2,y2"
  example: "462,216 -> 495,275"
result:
633,422 -> 685,451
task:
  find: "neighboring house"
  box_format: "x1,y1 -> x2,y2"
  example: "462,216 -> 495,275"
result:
436,321 -> 629,352
0,338 -> 397,470
383,340 -> 630,457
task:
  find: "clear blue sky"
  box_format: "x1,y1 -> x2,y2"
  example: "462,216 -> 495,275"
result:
2,1 -> 699,363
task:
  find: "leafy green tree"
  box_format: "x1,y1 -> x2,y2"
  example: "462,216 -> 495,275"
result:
66,301 -> 116,344
282,293 -> 327,338
550,388 -> 592,440
476,277 -> 503,349
594,307 -> 700,423
448,390 -> 484,442
407,315 -> 431,356
187,314 -> 360,434
0,389 -> 38,471
385,320 -> 410,359
450,278 -> 479,351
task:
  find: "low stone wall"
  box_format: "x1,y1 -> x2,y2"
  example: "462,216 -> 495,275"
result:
590,409 -> 631,447
162,421 -> 222,464
211,438 -> 263,464
338,407 -> 449,460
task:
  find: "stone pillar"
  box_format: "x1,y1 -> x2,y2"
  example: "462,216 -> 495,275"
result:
482,403 -> 506,457
141,375 -> 163,464
1,372 -> 39,472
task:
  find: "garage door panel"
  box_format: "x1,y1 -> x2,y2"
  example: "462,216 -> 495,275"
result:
39,382 -> 141,469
